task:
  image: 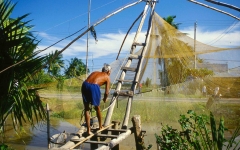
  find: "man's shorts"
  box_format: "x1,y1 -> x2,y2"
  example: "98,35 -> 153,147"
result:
81,81 -> 101,106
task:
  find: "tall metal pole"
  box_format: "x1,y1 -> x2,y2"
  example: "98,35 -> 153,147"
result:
194,21 -> 197,69
86,0 -> 91,78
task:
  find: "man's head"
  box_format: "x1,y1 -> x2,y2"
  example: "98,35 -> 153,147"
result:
102,63 -> 111,74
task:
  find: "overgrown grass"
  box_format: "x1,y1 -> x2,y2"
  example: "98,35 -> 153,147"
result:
41,96 -> 240,132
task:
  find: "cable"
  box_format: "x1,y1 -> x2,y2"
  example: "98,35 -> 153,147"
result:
42,0 -> 118,32
207,13 -> 240,45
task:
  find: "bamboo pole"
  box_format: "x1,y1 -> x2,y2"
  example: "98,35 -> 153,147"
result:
97,128 -> 133,150
122,0 -> 157,129
206,0 -> 240,12
188,0 -> 240,20
132,115 -> 145,150
69,124 -> 114,149
47,103 -> 50,149
112,121 -> 121,150
116,12 -> 143,60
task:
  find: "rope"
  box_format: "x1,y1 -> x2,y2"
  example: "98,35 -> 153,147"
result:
100,48 -> 131,112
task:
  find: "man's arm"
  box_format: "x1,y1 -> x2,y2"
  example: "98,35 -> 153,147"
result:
103,77 -> 110,102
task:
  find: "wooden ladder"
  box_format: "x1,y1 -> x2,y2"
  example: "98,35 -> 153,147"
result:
51,1 -> 157,150
104,0 -> 157,129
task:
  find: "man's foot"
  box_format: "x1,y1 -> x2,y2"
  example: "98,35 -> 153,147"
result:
82,131 -> 93,137
99,125 -> 104,130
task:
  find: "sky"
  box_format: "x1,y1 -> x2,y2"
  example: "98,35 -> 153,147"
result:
10,0 -> 240,72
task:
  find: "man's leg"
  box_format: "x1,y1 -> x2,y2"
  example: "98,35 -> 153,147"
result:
83,102 -> 91,134
94,106 -> 103,129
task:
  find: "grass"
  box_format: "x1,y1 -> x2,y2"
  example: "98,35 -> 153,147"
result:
40,94 -> 240,132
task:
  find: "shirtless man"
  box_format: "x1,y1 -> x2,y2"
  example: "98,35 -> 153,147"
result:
81,64 -> 111,135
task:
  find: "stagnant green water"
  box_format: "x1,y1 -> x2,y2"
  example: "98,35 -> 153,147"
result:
3,97 -> 240,150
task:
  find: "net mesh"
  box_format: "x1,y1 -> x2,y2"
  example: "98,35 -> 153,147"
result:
110,12 -> 240,99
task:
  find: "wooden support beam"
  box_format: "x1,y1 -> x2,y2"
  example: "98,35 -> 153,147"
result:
129,54 -> 141,59
112,121 -> 121,150
116,79 -> 135,83
106,129 -> 128,132
132,42 -> 146,46
97,128 -> 133,150
96,134 -> 118,138
188,0 -> 240,20
68,124 -> 114,149
118,90 -> 134,97
121,66 -> 137,72
90,133 -> 98,149
46,104 -> 50,149
132,115 -> 146,150
85,140 -> 108,145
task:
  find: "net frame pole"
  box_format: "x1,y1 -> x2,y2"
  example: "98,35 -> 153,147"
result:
122,0 -> 157,128
103,1 -> 150,127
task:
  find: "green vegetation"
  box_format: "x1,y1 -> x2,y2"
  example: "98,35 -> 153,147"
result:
0,0 -> 88,147
155,110 -> 240,150
0,0 -> 48,138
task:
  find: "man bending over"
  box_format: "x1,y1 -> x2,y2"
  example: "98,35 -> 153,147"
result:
81,63 -> 111,135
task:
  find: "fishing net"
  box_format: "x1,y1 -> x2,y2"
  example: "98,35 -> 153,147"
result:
108,12 -> 240,133
110,12 -> 240,99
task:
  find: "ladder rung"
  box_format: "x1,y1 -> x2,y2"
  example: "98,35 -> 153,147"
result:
118,90 -> 134,97
116,79 -> 134,83
107,129 -> 128,133
121,67 -> 137,72
84,140 -> 108,145
96,134 -> 119,138
132,42 -> 146,46
129,54 -> 141,59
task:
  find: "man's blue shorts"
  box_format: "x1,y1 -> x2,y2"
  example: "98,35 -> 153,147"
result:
81,81 -> 101,106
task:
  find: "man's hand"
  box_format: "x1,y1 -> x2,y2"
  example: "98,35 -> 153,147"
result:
103,98 -> 107,103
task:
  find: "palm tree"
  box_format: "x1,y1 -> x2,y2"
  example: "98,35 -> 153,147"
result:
163,15 -> 181,29
45,50 -> 65,91
65,57 -> 87,85
0,0 -> 48,136
65,57 -> 87,78
45,50 -> 65,78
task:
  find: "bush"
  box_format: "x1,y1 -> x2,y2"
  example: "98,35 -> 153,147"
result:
155,110 -> 240,150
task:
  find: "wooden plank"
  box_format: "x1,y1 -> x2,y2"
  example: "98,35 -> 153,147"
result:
96,134 -> 118,138
116,79 -> 134,83
121,67 -> 137,72
97,129 -> 133,150
132,115 -> 145,149
69,124 -> 114,149
85,140 -> 108,145
129,54 -> 141,59
106,129 -> 129,132
132,42 -> 146,46
118,91 -> 134,97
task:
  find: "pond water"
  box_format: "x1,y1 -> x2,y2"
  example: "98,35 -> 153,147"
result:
4,93 -> 240,149
4,117 -> 239,150
4,118 -> 162,150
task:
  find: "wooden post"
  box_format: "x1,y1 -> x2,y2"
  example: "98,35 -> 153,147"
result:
47,103 -> 50,149
132,115 -> 145,150
112,121 -> 120,150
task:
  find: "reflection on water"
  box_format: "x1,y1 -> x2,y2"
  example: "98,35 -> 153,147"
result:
4,118 -> 162,150
5,119 -> 79,150
4,118 -> 239,150
4,96 -> 240,150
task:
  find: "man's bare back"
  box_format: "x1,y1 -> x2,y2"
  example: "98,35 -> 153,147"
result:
82,64 -> 111,135
86,71 -> 110,86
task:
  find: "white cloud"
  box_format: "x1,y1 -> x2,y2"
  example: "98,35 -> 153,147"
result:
37,32 -> 60,41
36,24 -> 240,62
180,22 -> 240,47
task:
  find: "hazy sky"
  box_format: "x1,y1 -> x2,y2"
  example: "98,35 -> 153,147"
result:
10,0 -> 240,71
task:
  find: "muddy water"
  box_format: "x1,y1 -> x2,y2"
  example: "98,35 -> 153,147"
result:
4,118 -> 238,150
4,118 -> 164,150
5,119 -> 79,150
